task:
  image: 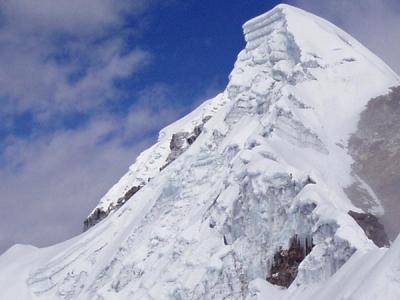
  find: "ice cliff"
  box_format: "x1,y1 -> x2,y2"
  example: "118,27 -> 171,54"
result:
1,4 -> 400,300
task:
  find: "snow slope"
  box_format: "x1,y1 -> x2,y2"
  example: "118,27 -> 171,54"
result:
83,92 -> 227,230
1,4 -> 399,300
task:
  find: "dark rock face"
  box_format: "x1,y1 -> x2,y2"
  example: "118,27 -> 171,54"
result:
348,210 -> 389,247
347,86 -> 400,240
167,132 -> 190,162
161,116 -> 211,171
83,185 -> 142,231
83,208 -> 107,231
266,235 -> 313,288
116,186 -> 142,208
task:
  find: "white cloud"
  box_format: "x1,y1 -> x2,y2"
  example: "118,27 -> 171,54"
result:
0,0 -> 151,36
290,0 -> 400,74
0,84 -> 184,252
0,0 -> 153,119
0,0 -> 194,253
125,85 -> 183,138
0,117 -> 136,249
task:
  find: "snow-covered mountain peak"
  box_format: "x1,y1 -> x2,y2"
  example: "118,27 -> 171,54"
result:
243,3 -> 397,78
1,4 -> 400,300
84,4 -> 399,231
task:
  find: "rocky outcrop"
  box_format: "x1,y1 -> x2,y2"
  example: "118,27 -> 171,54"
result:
161,116 -> 211,170
348,210 -> 389,247
84,116 -> 212,231
266,235 -> 313,288
347,86 -> 400,240
83,208 -> 107,231
83,185 -> 142,231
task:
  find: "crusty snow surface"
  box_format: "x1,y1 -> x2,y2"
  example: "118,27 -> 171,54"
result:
1,4 -> 400,300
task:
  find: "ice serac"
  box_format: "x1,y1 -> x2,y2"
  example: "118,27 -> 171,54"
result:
1,4 -> 400,300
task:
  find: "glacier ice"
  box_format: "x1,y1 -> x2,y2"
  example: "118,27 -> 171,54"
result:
1,3 -> 400,300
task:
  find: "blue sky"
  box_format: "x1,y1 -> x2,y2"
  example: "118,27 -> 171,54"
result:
0,0 -> 399,253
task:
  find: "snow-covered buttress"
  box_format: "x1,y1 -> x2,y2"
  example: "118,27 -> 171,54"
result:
1,4 -> 400,300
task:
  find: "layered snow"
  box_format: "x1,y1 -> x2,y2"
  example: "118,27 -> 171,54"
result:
85,92 -> 227,225
1,3 -> 400,300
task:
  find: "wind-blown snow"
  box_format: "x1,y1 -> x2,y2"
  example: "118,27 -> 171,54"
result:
1,4 -> 399,300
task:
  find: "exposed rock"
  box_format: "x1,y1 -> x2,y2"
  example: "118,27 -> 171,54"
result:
348,210 -> 389,247
167,132 -> 190,162
85,116 -> 211,231
115,186 -> 142,208
161,116 -> 211,171
83,209 -> 107,231
347,86 -> 400,240
83,185 -> 142,231
266,235 -> 313,288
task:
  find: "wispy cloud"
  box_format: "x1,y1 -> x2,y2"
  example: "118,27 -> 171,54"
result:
0,0 -> 154,120
0,81 -> 187,252
0,116 -> 149,250
0,0 -> 194,253
290,0 -> 400,74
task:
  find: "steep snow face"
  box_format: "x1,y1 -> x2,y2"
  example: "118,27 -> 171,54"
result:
1,4 -> 400,300
84,94 -> 227,230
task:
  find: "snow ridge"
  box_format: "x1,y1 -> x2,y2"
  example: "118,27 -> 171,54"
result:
1,4 -> 400,300
84,93 -> 227,230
